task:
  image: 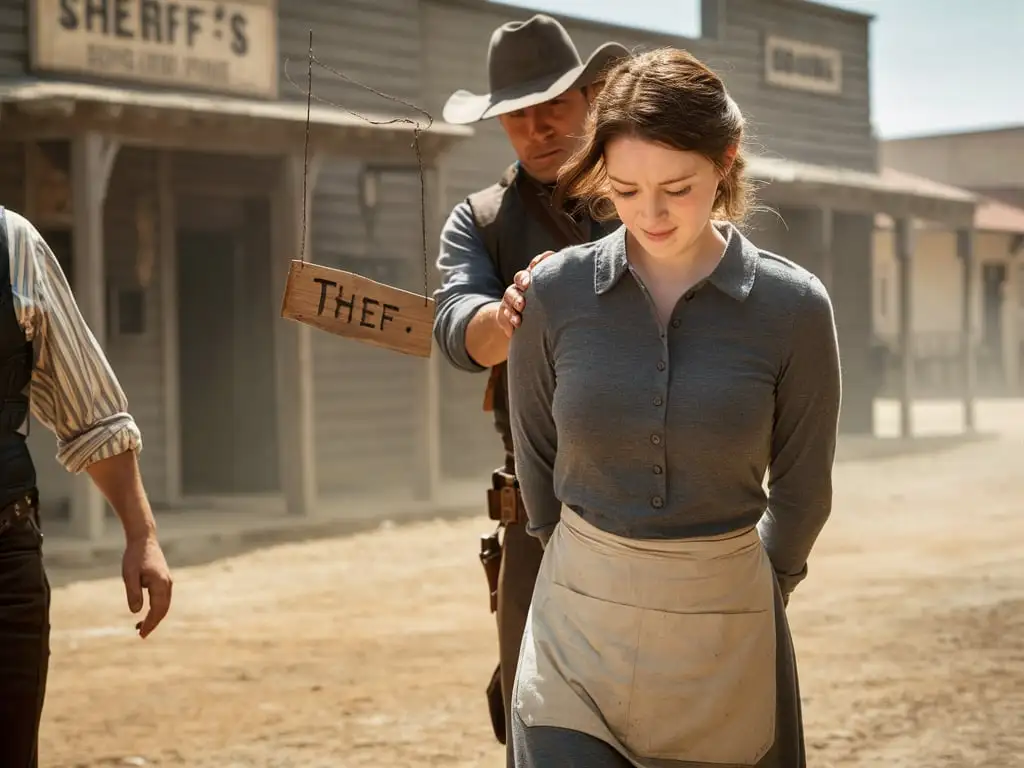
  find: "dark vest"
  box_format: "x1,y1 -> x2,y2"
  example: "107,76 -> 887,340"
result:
466,164 -> 619,473
0,207 -> 38,508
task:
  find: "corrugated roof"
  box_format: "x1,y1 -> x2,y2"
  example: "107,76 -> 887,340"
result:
0,79 -> 473,140
873,166 -> 1024,233
975,197 -> 1024,234
747,155 -> 978,204
875,199 -> 1024,233
877,167 -> 979,203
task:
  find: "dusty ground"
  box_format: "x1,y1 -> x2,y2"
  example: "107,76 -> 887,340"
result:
40,403 -> 1024,768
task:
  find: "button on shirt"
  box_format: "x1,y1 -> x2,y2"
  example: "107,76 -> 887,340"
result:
507,222 -> 841,588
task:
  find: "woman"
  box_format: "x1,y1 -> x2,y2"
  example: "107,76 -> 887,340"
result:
506,47 -> 841,768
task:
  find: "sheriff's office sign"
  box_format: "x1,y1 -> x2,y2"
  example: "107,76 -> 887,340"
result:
30,0 -> 279,98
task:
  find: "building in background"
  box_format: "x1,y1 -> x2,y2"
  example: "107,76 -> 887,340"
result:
0,0 -> 1013,540
429,0 -> 993,485
881,126 -> 1024,397
0,0 -> 470,538
873,194 -> 1024,398
882,126 -> 1024,208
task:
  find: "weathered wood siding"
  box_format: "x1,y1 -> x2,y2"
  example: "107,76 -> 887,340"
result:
0,0 -> 878,493
703,0 -> 875,171
278,0 -> 429,495
103,149 -> 167,503
421,0 -> 874,476
0,0 -> 26,76
421,0 -> 690,480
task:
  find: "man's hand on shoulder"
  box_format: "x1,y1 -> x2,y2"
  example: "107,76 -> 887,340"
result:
496,250 -> 555,338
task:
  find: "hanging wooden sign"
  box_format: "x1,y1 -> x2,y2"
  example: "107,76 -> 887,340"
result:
280,260 -> 435,358
278,31 -> 440,359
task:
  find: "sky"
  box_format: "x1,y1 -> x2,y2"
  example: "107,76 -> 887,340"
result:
488,0 -> 1024,139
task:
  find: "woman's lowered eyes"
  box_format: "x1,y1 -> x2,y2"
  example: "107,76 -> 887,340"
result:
608,173 -> 697,197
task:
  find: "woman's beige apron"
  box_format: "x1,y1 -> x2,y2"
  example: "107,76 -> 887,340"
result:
513,507 -> 777,767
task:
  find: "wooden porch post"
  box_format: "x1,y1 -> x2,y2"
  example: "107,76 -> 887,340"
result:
1007,247 -> 1022,393
157,150 -> 182,507
957,227 -> 976,432
817,207 -> 834,292
273,151 -> 321,516
895,217 -> 914,438
69,132 -> 120,540
412,163 -> 445,502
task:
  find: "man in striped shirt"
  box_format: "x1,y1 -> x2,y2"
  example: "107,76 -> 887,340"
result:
0,206 -> 173,767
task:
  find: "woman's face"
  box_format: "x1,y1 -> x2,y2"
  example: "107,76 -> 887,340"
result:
604,136 -> 725,259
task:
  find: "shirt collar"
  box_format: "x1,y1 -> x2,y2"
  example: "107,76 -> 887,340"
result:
594,221 -> 758,301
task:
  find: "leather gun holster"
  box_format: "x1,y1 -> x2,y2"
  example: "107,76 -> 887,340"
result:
479,528 -> 502,614
486,469 -> 523,525
479,469 -> 524,746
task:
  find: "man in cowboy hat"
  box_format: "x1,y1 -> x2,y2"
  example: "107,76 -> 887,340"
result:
432,13 -> 628,762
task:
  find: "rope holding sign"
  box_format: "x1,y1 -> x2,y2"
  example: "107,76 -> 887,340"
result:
284,30 -> 435,306
278,31 -> 438,359
299,29 -> 313,265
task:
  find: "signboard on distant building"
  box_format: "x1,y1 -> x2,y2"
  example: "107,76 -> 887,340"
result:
764,35 -> 842,95
30,0 -> 279,98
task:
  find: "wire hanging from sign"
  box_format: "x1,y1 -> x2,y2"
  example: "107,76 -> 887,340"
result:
278,31 -> 436,359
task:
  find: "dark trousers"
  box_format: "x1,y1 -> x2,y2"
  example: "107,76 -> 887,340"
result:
496,520 -> 545,768
0,515 -> 51,768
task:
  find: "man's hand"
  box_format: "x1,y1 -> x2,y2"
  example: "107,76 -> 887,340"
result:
465,250 -> 557,366
122,532 -> 173,639
496,250 -> 555,338
85,451 -> 173,639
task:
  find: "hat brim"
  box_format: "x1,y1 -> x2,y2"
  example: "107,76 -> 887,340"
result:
442,42 -> 630,125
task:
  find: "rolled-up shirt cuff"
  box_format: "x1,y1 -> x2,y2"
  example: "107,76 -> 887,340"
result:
442,295 -> 497,373
57,415 -> 143,473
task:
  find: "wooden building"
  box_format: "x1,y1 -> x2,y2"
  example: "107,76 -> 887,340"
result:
0,0 -> 994,539
881,127 -> 1024,397
1,0 -> 470,537
425,0 -> 984,481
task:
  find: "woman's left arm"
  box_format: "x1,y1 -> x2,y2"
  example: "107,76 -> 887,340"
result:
760,274 -> 842,600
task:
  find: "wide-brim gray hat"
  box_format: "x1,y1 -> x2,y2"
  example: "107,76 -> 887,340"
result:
443,14 -> 630,125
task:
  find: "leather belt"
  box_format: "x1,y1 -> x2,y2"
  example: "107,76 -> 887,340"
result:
0,490 -> 38,537
487,470 -> 523,525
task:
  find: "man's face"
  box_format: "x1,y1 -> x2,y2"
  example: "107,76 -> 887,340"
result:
498,88 -> 592,183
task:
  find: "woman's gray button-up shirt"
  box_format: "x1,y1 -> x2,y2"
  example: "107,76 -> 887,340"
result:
507,222 -> 842,594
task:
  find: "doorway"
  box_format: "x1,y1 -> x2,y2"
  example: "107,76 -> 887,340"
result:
176,196 -> 279,495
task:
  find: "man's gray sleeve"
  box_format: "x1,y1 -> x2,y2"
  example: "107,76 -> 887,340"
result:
432,201 -> 506,373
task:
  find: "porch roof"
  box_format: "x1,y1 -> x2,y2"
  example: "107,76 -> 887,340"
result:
0,79 -> 473,162
974,197 -> 1024,234
876,196 -> 1024,237
748,155 -> 978,228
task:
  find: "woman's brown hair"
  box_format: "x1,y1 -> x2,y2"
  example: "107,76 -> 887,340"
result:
555,47 -> 751,224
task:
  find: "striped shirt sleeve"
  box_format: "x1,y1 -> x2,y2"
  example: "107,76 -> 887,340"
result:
6,209 -> 143,473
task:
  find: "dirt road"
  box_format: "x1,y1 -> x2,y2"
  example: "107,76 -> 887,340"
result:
40,408 -> 1024,768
